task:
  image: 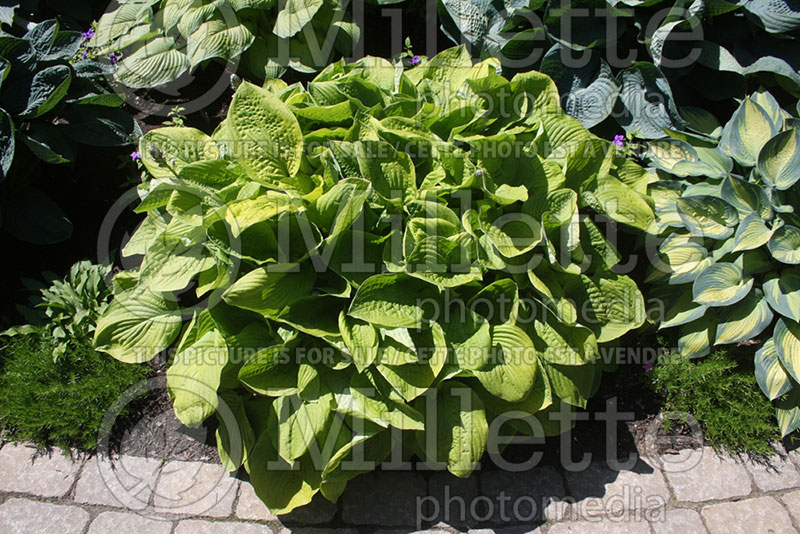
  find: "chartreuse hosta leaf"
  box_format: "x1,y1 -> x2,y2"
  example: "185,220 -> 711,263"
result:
754,339 -> 792,401
95,47 -> 656,515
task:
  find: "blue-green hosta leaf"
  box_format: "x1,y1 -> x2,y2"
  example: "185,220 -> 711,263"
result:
274,0 -> 323,39
774,318 -> 800,383
697,41 -> 800,90
743,0 -> 800,33
769,225 -> 800,264
715,291 -> 774,345
0,108 -> 14,179
540,46 -> 620,129
649,0 -> 704,67
187,16 -> 255,69
114,36 -> 190,89
0,3 -> 16,26
764,271 -> 800,322
733,212 -> 775,252
616,63 -> 687,139
222,263 -> 316,316
423,381 -> 488,478
167,314 -> 228,427
776,386 -> 800,437
93,288 -> 183,363
676,196 -> 739,239
228,82 -> 304,187
754,338 -> 792,401
692,262 -> 754,307
719,98 -> 779,167
678,314 -> 716,359
472,323 -> 539,403
348,273 -> 438,328
757,128 -> 800,191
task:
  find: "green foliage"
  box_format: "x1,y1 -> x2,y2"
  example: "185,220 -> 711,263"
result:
0,334 -> 150,451
645,90 -> 800,437
439,0 -> 800,136
94,46 -> 654,514
650,350 -> 780,456
4,261 -> 113,361
88,0 -> 362,88
0,18 -> 141,244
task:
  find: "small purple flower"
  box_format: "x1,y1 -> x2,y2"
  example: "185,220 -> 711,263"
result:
109,52 -> 120,64
82,50 -> 88,60
643,363 -> 654,372
81,28 -> 95,42
613,134 -> 625,148
411,55 -> 421,66
130,151 -> 142,162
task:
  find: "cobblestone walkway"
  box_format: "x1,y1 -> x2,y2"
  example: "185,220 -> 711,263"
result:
1,441 -> 800,533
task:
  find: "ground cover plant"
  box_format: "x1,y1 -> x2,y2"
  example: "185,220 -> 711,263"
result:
644,89 -> 800,436
0,17 -> 141,244
438,0 -> 800,136
88,0 -> 363,87
0,261 -> 150,451
92,45 -> 658,513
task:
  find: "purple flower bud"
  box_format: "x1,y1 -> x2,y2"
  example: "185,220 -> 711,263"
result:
130,151 -> 142,162
109,52 -> 120,64
643,363 -> 653,372
411,55 -> 421,66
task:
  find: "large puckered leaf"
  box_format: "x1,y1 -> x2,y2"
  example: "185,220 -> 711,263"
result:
348,273 -> 438,328
616,63 -> 686,139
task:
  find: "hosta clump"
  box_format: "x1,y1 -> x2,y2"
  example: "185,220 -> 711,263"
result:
88,0 -> 361,88
645,90 -> 800,436
94,46 -> 652,513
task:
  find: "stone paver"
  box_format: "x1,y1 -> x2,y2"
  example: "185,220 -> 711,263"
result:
236,480 -> 278,522
701,496 -> 797,534
661,447 -> 752,502
87,511 -> 173,534
480,465 -> 567,523
341,471 -> 427,526
0,443 -> 82,497
547,517 -> 652,534
744,455 -> 800,492
153,460 -> 239,517
0,498 -> 90,534
175,519 -> 278,533
650,508 -> 708,534
75,454 -> 163,509
564,458 -> 670,519
780,490 -> 800,526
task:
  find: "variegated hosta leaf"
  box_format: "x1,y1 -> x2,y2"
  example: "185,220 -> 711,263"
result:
732,212 -> 775,252
719,98 -> 779,167
647,236 -> 713,285
658,288 -> 708,329
676,196 -> 739,240
776,386 -> 800,437
757,128 -> 800,191
763,270 -> 800,322
114,36 -> 190,89
754,338 -> 792,401
646,139 -> 730,179
714,291 -> 773,345
774,318 -> 800,383
720,176 -> 771,220
692,262 -> 753,307
768,225 -> 800,264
